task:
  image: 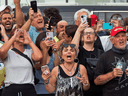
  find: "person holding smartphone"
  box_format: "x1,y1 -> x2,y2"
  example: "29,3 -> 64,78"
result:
34,32 -> 60,96
42,43 -> 90,96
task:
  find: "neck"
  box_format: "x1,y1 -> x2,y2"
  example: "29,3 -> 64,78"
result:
83,43 -> 94,51
64,62 -> 74,67
36,28 -> 43,33
13,43 -> 24,52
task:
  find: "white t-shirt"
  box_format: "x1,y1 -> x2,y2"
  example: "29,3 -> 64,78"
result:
3,49 -> 34,87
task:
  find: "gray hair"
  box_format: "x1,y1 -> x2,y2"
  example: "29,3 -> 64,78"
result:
74,8 -> 90,21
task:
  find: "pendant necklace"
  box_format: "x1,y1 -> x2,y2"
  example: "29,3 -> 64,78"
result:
63,63 -> 75,75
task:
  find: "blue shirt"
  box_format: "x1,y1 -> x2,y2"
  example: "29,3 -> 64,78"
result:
35,53 -> 55,94
25,26 -> 46,49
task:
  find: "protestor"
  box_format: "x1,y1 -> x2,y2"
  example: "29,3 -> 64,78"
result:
42,43 -> 90,96
94,27 -> 128,96
0,29 -> 42,96
74,9 -> 104,51
72,21 -> 104,96
34,32 -> 60,96
100,13 -> 125,52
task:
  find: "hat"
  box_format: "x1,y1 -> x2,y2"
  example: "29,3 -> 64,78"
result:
0,5 -> 12,12
90,14 -> 98,26
110,27 -> 126,37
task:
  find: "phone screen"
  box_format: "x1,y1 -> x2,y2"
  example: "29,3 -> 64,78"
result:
81,15 -> 87,23
30,1 -> 37,13
46,32 -> 53,41
41,65 -> 50,75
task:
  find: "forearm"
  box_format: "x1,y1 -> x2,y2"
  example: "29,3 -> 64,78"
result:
41,50 -> 48,66
54,52 -> 60,67
94,72 -> 114,85
82,82 -> 90,91
44,82 -> 56,93
71,30 -> 81,53
21,19 -> 32,31
15,3 -> 24,28
29,42 -> 42,61
1,34 -> 8,43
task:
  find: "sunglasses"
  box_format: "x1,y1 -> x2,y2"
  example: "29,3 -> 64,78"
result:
63,44 -> 76,48
111,15 -> 123,21
83,32 -> 95,35
42,38 -> 45,41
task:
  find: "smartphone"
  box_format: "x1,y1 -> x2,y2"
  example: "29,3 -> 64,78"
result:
41,65 -> 50,75
46,32 -> 53,41
81,15 -> 87,23
103,23 -> 113,29
47,17 -> 55,30
30,0 -> 37,13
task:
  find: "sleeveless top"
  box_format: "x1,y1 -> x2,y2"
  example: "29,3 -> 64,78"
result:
55,63 -> 84,96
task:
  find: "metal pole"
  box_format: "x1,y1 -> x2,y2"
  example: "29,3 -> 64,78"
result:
66,0 -> 68,3
5,0 -> 8,5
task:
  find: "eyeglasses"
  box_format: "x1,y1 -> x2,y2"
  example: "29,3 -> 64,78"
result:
63,44 -> 76,48
83,32 -> 95,35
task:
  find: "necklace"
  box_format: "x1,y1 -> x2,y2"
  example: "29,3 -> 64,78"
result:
63,63 -> 75,75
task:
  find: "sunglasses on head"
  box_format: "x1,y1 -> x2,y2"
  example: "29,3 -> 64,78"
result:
111,15 -> 123,21
63,44 -> 76,48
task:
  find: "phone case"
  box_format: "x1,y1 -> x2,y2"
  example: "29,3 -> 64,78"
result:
46,32 -> 53,41
81,15 -> 87,23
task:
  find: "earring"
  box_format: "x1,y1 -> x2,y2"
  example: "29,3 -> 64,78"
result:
74,58 -> 79,63
60,58 -> 64,63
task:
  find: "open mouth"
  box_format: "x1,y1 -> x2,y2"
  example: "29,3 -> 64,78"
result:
5,22 -> 11,25
119,41 -> 124,45
38,21 -> 43,24
87,37 -> 91,39
67,55 -> 71,59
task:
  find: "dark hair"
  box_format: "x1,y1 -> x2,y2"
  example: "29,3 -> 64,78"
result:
9,28 -> 16,39
35,32 -> 52,56
43,7 -> 62,26
65,25 -> 78,39
43,16 -> 49,24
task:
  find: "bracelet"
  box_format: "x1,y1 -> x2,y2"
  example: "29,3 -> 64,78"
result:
83,80 -> 88,86
44,79 -> 49,85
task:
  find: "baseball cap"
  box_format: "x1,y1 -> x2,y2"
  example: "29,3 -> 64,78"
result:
110,27 -> 126,37
0,5 -> 12,12
90,14 -> 98,26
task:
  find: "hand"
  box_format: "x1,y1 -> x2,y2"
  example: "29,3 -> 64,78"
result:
29,8 -> 34,21
96,19 -> 104,32
77,21 -> 89,34
0,25 -> 6,37
23,30 -> 33,45
42,38 -> 54,51
13,29 -> 22,41
76,76 -> 88,85
125,67 -> 128,76
42,70 -> 51,81
112,68 -> 123,78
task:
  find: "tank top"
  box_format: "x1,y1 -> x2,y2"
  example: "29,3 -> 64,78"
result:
55,63 -> 84,96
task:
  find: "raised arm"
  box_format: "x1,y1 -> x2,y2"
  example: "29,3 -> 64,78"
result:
21,8 -> 34,31
0,29 -> 20,60
71,21 -> 88,55
42,66 -> 58,93
23,31 -> 42,62
14,0 -> 24,28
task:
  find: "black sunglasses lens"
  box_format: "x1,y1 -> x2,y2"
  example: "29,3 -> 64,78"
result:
70,44 -> 75,48
63,44 -> 68,48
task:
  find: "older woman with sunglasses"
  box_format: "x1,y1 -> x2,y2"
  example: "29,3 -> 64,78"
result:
0,29 -> 42,96
42,43 -> 90,96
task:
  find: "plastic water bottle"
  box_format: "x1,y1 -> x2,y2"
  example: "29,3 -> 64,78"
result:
116,60 -> 122,70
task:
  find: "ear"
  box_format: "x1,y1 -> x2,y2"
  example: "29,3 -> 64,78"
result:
75,20 -> 79,26
110,37 -> 114,45
94,36 -> 97,41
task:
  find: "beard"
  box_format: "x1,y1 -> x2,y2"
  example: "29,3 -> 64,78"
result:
5,27 -> 12,32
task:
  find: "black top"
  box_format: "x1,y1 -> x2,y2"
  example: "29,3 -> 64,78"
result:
94,49 -> 128,96
59,63 -> 79,78
78,46 -> 103,96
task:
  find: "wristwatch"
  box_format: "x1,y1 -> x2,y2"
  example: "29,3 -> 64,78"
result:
44,79 -> 49,85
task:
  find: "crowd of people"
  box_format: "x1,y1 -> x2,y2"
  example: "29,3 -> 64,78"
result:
0,0 -> 128,96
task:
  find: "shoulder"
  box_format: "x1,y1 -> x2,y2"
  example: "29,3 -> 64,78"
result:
79,64 -> 86,71
29,26 -> 36,34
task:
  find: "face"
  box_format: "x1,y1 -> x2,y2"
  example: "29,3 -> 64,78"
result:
31,11 -> 44,31
15,30 -> 25,43
1,14 -> 13,31
110,32 -> 127,50
75,11 -> 89,26
61,46 -> 76,63
63,31 -> 71,44
111,20 -> 121,29
82,28 -> 97,43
